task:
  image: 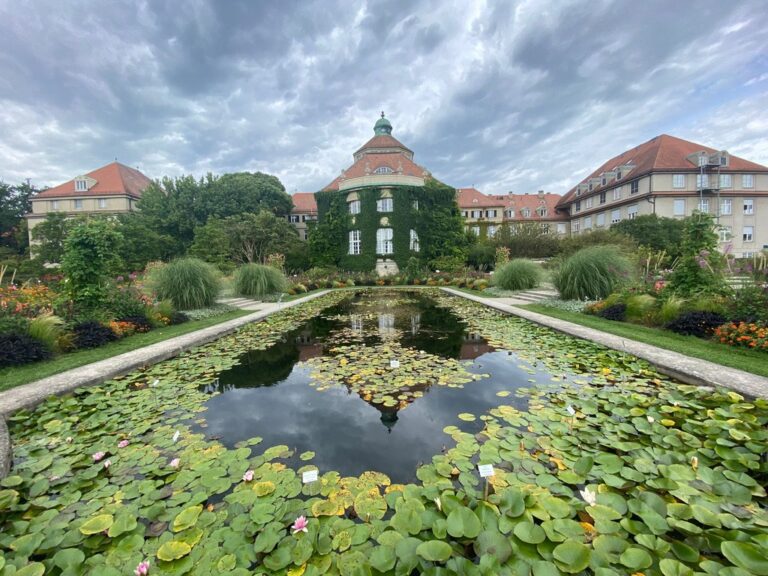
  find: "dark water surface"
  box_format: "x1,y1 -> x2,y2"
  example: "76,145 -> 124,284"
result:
193,291 -> 558,483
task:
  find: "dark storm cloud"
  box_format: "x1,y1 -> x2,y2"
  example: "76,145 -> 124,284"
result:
0,0 -> 766,197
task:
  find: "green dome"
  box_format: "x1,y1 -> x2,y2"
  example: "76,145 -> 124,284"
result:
374,112 -> 392,135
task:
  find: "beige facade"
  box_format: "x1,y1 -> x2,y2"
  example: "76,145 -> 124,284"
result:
27,196 -> 135,239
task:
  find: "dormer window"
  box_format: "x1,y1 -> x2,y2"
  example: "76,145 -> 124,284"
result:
521,208 -> 531,218
373,166 -> 394,175
75,178 -> 88,192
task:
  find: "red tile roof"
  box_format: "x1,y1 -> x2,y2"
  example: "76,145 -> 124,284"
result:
354,134 -> 413,156
34,162 -> 152,199
557,134 -> 768,208
291,192 -> 317,213
323,152 -> 428,191
456,187 -> 504,208
491,192 -> 566,221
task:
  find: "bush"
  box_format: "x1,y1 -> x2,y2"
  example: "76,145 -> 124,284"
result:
0,332 -> 51,367
168,311 -> 189,325
492,259 -> 542,291
665,311 -> 726,338
658,296 -> 686,325
28,313 -> 65,351
106,285 -> 150,320
116,315 -> 153,333
727,285 -> 768,323
553,246 -> 633,300
0,315 -> 30,335
234,264 -> 288,298
624,294 -> 657,324
597,303 -> 627,321
714,321 -> 768,351
149,258 -> 221,310
73,321 -> 117,349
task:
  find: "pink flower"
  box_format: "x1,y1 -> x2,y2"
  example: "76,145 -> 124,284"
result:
118,440 -> 129,449
291,515 -> 309,534
243,470 -> 254,482
169,458 -> 180,469
92,451 -> 106,462
134,560 -> 150,576
103,460 -> 112,469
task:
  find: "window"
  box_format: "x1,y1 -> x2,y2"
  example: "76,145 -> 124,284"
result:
744,199 -> 754,214
462,211 -> 468,218
412,200 -> 419,210
599,192 -> 606,204
536,206 -> 547,217
627,204 -> 638,219
601,176 -> 607,186
487,225 -> 497,238
719,174 -> 732,188
630,181 -> 639,195
588,182 -> 593,191
556,223 -> 567,234
742,174 -> 754,188
376,198 -> 393,212
473,210 -> 483,218
376,228 -> 393,254
696,174 -> 709,189
672,174 -> 686,188
348,230 -> 361,255
673,199 -> 685,216
583,216 -> 592,229
574,201 -> 581,212
348,200 -> 361,214
718,226 -> 731,243
302,230 -> 308,240
585,197 -> 593,209
616,170 -> 622,180
373,166 -> 393,174
697,199 -> 709,213
613,187 -> 621,200
74,199 -> 83,210
572,220 -> 580,233
596,213 -> 605,227
98,198 -> 107,209
720,198 -> 732,215
410,229 -> 420,251
743,226 -> 754,242
290,214 -> 300,223
698,155 -> 708,167
611,209 -> 621,224
50,200 -> 59,211
486,209 -> 497,218
471,226 -> 480,236
75,179 -> 88,192
521,208 -> 531,218
505,209 -> 515,218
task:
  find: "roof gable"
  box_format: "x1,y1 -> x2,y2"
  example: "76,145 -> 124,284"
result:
34,162 -> 152,199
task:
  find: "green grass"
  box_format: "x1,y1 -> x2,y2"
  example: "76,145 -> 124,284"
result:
523,303 -> 768,378
0,310 -> 251,392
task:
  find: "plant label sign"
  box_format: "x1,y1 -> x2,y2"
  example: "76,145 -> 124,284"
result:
390,360 -> 400,368
478,464 -> 495,478
302,470 -> 319,484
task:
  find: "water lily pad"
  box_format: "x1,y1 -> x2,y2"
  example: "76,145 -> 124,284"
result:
172,505 -> 202,532
157,540 -> 192,561
416,539 -> 453,562
79,513 -> 114,535
458,413 -> 476,422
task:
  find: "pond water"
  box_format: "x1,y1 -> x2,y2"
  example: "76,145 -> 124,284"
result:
194,290 -> 574,483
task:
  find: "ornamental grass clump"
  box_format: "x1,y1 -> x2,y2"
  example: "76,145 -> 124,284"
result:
234,264 -> 288,298
149,258 -> 221,310
492,259 -> 541,291
553,245 -> 633,300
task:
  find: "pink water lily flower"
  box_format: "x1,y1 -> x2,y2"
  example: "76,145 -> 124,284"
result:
243,470 -> 254,482
118,439 -> 130,449
170,458 -> 180,469
291,515 -> 309,534
134,560 -> 150,575
92,451 -> 106,462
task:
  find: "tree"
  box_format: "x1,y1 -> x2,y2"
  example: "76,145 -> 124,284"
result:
0,181 -> 36,253
667,212 -> 728,296
611,214 -> 685,260
205,172 -> 293,218
31,212 -> 72,264
226,211 -> 300,265
189,218 -> 235,272
495,222 -> 559,258
115,213 -> 176,272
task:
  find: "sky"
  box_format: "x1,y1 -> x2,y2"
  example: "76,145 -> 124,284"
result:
1,0 -> 767,197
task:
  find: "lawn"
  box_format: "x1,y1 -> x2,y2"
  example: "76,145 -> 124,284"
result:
522,303 -> 768,378
0,309 -> 252,391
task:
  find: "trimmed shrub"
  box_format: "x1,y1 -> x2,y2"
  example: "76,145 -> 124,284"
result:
597,303 -> 627,321
234,264 -> 288,298
492,259 -> 542,291
665,311 -> 726,338
0,332 -> 51,367
73,321 -> 117,349
149,258 -> 221,310
553,246 -> 633,300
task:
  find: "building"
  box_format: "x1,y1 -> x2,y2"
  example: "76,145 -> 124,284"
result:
556,134 -> 768,257
27,161 -> 152,247
289,193 -> 318,240
456,187 -> 568,238
309,113 -> 464,273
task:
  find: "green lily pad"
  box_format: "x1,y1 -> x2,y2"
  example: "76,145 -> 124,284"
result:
416,540 -> 453,562
79,514 -> 114,535
157,540 -> 192,561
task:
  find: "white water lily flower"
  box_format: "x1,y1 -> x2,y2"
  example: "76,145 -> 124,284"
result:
647,415 -> 655,423
566,405 -> 576,417
172,430 -> 180,443
579,487 -> 597,506
434,497 -> 442,512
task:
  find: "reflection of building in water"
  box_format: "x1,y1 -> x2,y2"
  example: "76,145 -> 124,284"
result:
295,331 -> 324,361
459,332 -> 493,360
379,409 -> 399,433
350,314 -> 364,332
378,313 -> 396,338
410,314 -> 421,336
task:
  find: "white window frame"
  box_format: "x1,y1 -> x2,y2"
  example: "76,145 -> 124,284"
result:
585,197 -> 593,209
696,174 -> 709,189
536,206 -> 547,217
98,198 -> 107,209
376,198 -> 393,213
720,198 -> 732,215
718,226 -> 731,243
610,209 -> 621,224
583,216 -> 592,229
373,166 -> 393,175
505,209 -> 515,218
471,225 -> 480,236
744,198 -> 754,215
719,174 -> 732,188
521,208 -> 531,218
627,204 -> 638,219
376,228 -> 394,254
290,214 -> 300,223
486,209 -> 497,218
572,220 -> 580,233
613,187 -> 621,201
348,230 -> 361,255
75,179 -> 88,192
630,181 -> 639,195
50,200 -> 59,211
673,199 -> 685,216
74,199 -> 83,210
742,174 -> 754,188
596,212 -> 605,227
412,200 -> 419,210
556,223 -> 566,234
349,200 -> 361,214
672,174 -> 686,189
743,226 -> 754,242
487,224 -> 497,238
697,198 -> 710,213
409,229 -> 419,252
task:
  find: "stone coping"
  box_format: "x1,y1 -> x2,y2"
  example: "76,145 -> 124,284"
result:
0,290 -> 330,476
442,287 -> 768,399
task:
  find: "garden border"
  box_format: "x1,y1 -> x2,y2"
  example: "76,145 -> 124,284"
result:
0,290 -> 330,477
442,287 -> 768,400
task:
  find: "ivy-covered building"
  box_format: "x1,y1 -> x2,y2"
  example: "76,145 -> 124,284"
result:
309,114 -> 465,273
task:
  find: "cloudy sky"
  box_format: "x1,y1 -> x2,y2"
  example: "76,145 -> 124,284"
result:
1,0 -> 767,197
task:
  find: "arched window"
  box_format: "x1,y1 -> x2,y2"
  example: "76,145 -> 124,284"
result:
376,228 -> 393,255
374,166 -> 394,175
410,230 -> 419,252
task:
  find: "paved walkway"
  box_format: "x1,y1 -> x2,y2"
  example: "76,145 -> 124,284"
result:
442,287 -> 768,399
493,287 -> 558,306
217,296 -> 276,312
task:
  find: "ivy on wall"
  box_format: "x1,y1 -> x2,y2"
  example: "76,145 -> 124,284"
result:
308,179 -> 466,271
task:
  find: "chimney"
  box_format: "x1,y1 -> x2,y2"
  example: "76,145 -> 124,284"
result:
538,190 -> 544,199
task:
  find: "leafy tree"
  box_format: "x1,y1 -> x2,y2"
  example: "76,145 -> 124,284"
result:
557,228 -> 636,257
467,242 -> 496,271
611,214 -> 685,260
61,219 -> 123,311
115,213 -> 176,272
31,212 -> 72,264
205,172 -> 292,218
226,211 -> 300,264
0,182 -> 36,253
667,212 -> 728,296
495,222 -> 559,258
189,218 -> 236,272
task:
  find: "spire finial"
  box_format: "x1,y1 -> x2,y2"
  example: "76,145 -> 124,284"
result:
381,111 -> 385,118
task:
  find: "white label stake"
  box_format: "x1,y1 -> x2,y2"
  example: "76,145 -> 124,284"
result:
478,464 -> 495,478
390,360 -> 400,368
302,470 -> 319,484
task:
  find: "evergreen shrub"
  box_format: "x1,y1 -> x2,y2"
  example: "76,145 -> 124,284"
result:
492,259 -> 541,291
149,258 -> 221,309
234,264 -> 288,298
553,246 -> 633,300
